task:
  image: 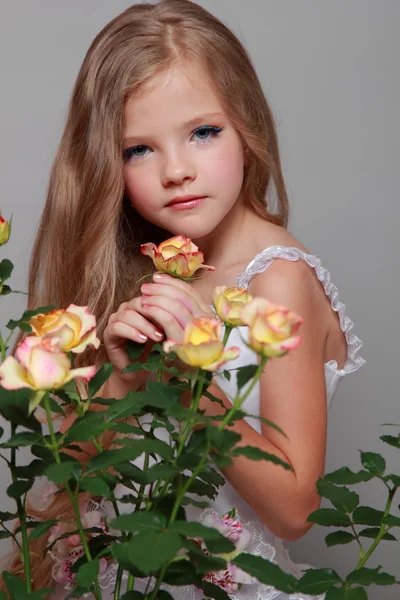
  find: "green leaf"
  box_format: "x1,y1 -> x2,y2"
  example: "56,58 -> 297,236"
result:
63,411 -> 107,443
111,531 -> 182,574
353,506 -> 384,526
198,467 -> 226,487
2,572 -> 27,599
346,566 -> 396,586
125,340 -> 145,361
326,588 -> 367,600
382,514 -> 400,527
297,568 -> 342,594
7,479 -> 33,499
29,520 -> 58,542
0,511 -> 16,522
88,362 -> 114,399
115,438 -> 173,461
0,389 -> 42,432
114,462 -> 148,484
80,477 -> 110,497
111,512 -> 166,533
120,593 -> 146,600
207,427 -> 241,453
108,422 -> 143,435
360,451 -> 386,476
0,431 -> 42,447
230,446 -> 291,470
359,527 -> 397,541
325,531 -> 356,547
145,463 -> 180,483
317,480 -> 359,513
145,380 -> 181,407
236,364 -> 258,391
86,448 -> 150,475
324,467 -> 374,485
390,474 -> 400,487
75,558 -> 100,589
232,553 -> 298,593
307,508 -> 351,527
0,531 -> 13,540
380,434 -> 400,448
6,305 -> 54,332
0,259 -> 13,282
199,581 -> 231,600
168,521 -> 230,540
222,370 -> 231,381
104,392 -> 148,421
0,591 -> 7,600
45,461 -> 81,485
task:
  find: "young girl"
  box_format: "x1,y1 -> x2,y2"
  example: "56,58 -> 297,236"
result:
2,1 -> 365,598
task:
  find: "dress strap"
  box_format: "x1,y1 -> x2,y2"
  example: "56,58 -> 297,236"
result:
237,245 -> 366,375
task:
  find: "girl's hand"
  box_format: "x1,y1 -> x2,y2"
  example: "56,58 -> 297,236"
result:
104,297 -> 165,385
140,273 -> 214,343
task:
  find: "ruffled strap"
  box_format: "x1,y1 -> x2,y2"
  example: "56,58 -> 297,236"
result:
237,246 -> 366,375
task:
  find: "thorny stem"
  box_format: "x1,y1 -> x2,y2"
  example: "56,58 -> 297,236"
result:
43,393 -> 103,600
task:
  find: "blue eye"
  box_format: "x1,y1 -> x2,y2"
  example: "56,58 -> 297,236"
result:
123,145 -> 149,162
123,125 -> 224,162
192,125 -> 224,142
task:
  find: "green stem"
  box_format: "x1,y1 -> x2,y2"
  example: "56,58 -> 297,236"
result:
10,424 -> 32,592
126,573 -> 135,591
43,393 -> 103,600
222,324 -> 233,347
113,565 -> 123,600
355,486 -> 397,569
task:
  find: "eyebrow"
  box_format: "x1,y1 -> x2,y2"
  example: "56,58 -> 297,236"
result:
123,112 -> 224,144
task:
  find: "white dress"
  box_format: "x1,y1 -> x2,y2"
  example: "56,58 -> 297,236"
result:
53,246 -> 366,600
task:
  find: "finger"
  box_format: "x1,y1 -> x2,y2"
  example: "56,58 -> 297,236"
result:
141,294 -> 193,330
112,309 -> 165,342
141,283 -> 203,316
139,302 -> 184,341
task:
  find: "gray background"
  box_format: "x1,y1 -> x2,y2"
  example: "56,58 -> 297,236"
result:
0,1 -> 399,597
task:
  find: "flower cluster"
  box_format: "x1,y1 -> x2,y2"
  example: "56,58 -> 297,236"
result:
0,304 -> 99,409
163,284 -> 303,372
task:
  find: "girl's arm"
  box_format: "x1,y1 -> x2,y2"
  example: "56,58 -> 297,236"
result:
201,259 -> 328,542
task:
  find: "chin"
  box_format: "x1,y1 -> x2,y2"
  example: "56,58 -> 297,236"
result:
163,217 -> 222,241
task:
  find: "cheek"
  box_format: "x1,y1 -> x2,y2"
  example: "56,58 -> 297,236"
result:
204,139 -> 245,191
124,165 -> 157,216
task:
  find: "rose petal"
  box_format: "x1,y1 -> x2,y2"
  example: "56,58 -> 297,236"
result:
65,304 -> 96,338
71,328 -> 101,354
0,356 -> 31,390
29,346 -> 71,390
63,365 -> 96,385
140,242 -> 157,259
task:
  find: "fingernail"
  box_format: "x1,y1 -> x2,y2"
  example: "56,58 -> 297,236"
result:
137,334 -> 147,342
153,330 -> 164,339
153,274 -> 162,281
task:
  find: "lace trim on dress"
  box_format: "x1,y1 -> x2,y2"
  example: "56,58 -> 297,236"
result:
237,246 -> 366,375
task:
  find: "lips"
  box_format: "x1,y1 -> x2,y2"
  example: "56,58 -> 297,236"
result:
166,195 -> 206,207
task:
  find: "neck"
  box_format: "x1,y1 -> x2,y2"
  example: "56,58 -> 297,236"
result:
194,199 -> 252,268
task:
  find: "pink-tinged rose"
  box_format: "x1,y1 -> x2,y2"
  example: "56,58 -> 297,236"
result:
0,336 -> 96,393
48,504 -> 109,585
198,509 -> 258,593
163,317 -> 239,371
29,304 -> 100,354
240,297 -> 303,358
0,215 -> 10,246
140,235 -> 215,278
212,286 -> 253,326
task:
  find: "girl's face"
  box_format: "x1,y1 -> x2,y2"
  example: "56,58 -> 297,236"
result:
123,61 -> 246,241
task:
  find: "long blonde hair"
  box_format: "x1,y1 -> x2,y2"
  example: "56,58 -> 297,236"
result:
1,0 -> 289,591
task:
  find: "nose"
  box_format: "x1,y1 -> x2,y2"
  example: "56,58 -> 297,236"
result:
160,149 -> 196,187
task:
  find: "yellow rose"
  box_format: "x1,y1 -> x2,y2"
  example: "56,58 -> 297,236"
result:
0,336 -> 96,392
163,317 -> 239,371
212,286 -> 253,326
0,215 -> 10,246
240,297 -> 303,358
140,235 -> 215,278
29,304 -> 100,354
